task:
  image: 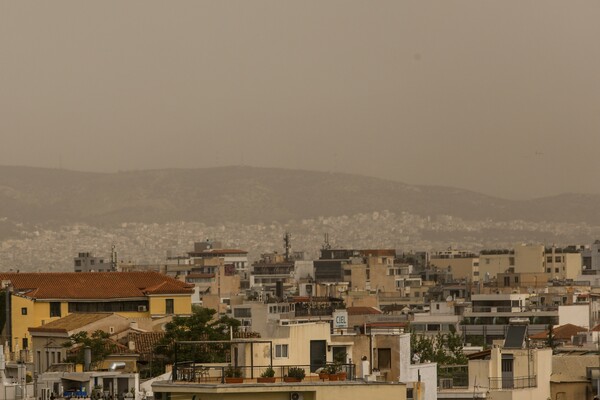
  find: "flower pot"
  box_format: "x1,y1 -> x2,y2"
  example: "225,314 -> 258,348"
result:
284,377 -> 301,383
328,374 -> 339,381
337,372 -> 347,381
257,377 -> 276,383
318,372 -> 329,380
225,377 -> 244,384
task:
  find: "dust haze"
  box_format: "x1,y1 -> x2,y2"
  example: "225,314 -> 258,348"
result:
1,1 -> 599,200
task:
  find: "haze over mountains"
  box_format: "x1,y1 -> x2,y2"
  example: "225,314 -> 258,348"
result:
1,165 -> 600,272
0,165 -> 598,228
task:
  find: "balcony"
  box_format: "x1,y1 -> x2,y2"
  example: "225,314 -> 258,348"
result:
489,375 -> 537,390
172,362 -> 357,384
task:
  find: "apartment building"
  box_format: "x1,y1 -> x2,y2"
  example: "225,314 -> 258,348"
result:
0,271 -> 193,353
429,249 -> 480,283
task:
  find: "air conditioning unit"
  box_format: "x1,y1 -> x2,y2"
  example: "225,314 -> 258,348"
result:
138,305 -> 147,312
290,393 -> 304,400
439,378 -> 453,389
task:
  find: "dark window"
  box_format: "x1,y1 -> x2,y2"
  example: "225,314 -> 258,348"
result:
514,277 -> 519,284
21,307 -> 27,315
22,338 -> 28,349
50,302 -> 61,317
166,299 -> 174,314
555,268 -> 559,273
377,348 -> 392,370
503,277 -> 510,286
501,358 -> 513,372
74,260 -> 82,267
233,308 -> 251,318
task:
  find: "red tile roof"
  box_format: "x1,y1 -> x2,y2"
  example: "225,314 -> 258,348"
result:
347,307 -> 383,316
0,271 -> 194,300
529,323 -> 587,340
29,313 -> 115,334
127,331 -> 166,354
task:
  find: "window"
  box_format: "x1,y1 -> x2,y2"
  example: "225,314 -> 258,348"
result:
22,338 -> 28,349
75,260 -> 82,267
50,302 -> 61,317
555,268 -> 559,273
514,277 -> 519,284
436,304 -> 440,310
377,348 -> 391,370
503,277 -> 510,286
21,307 -> 27,315
275,344 -> 288,358
501,358 -> 513,372
234,308 -> 252,318
165,299 -> 174,314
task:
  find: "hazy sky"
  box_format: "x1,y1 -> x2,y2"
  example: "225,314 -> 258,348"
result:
2,1 -> 600,200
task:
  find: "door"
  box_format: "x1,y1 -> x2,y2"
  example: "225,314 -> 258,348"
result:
310,340 -> 327,372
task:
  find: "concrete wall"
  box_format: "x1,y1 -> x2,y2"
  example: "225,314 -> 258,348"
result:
558,304 -> 590,328
157,382 -> 407,400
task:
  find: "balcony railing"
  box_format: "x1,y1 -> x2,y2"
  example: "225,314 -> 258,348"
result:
172,362 -> 357,384
489,375 -> 536,390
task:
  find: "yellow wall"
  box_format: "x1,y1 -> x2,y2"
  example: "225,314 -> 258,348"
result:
159,382 -> 406,400
149,294 -> 192,316
12,292 -> 191,349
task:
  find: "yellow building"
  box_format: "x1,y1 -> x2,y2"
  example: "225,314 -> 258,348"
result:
430,250 -> 480,282
0,271 -> 193,353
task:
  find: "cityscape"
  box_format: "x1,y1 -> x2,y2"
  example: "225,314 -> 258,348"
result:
2,1 -> 600,400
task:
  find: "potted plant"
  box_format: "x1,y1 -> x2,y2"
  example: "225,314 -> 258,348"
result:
334,351 -> 348,380
318,366 -> 329,381
257,366 -> 276,383
284,367 -> 305,382
224,365 -> 243,383
326,364 -> 340,381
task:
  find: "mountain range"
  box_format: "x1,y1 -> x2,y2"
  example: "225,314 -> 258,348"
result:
0,165 -> 598,227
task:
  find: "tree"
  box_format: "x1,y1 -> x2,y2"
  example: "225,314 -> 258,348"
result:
62,330 -> 117,370
154,306 -> 241,364
545,324 -> 557,351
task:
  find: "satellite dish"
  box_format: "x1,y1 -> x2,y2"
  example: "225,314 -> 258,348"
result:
446,296 -> 453,302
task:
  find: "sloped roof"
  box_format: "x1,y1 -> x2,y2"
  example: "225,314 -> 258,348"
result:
127,331 -> 166,354
591,323 -> 600,332
0,271 -> 194,300
29,313 -> 116,334
529,323 -> 587,340
347,306 -> 383,316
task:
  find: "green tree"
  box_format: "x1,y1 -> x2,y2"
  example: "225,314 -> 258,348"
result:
154,306 -> 241,364
62,330 -> 117,370
446,330 -> 468,365
545,324 -> 557,351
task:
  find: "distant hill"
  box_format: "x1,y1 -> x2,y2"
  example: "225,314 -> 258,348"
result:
0,165 -> 598,226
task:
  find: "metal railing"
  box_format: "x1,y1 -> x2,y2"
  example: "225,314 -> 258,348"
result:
489,375 -> 536,390
172,362 -> 356,384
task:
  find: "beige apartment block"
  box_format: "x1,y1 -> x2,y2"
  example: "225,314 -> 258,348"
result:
430,250 -> 480,282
